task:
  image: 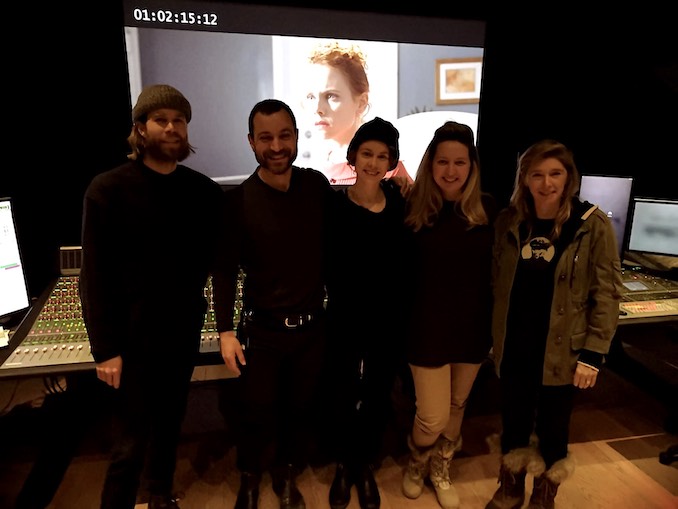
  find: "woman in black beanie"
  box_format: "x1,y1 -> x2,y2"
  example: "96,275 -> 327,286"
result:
323,117 -> 410,509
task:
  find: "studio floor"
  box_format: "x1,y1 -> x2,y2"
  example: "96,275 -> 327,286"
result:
1,334 -> 677,509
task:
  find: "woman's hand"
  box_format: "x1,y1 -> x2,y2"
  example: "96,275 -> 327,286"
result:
388,175 -> 413,198
574,362 -> 599,389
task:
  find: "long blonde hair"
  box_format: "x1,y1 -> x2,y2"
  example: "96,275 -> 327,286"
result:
405,121 -> 488,232
510,139 -> 580,240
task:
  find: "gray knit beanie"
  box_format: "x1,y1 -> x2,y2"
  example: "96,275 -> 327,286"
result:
132,84 -> 192,123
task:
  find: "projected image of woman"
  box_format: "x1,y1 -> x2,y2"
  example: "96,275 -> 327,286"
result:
303,41 -> 412,185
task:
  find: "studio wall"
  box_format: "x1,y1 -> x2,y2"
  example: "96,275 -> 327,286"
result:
3,1 -> 676,300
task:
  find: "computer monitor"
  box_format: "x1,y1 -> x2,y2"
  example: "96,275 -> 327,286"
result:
627,198 -> 678,257
0,197 -> 31,325
579,175 -> 633,258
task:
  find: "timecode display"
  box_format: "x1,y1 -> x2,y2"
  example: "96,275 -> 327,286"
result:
132,8 -> 218,26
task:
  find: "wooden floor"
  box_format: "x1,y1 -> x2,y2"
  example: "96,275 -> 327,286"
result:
1,349 -> 677,509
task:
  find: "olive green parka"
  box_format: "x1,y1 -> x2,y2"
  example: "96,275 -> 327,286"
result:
491,201 -> 624,385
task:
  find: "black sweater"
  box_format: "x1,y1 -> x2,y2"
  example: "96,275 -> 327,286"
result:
406,194 -> 497,366
79,160 -> 224,362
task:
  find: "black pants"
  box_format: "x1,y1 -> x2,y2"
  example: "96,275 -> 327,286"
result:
323,331 -> 402,467
100,351 -> 195,509
234,316 -> 326,475
499,368 -> 575,469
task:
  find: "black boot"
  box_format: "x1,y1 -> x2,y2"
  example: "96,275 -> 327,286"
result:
527,474 -> 559,509
354,464 -> 380,509
526,455 -> 573,509
148,494 -> 181,509
272,464 -> 306,509
234,472 -> 260,509
329,462 -> 353,509
485,463 -> 526,509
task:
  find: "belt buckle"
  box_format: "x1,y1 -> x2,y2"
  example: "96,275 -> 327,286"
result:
284,315 -> 301,328
284,313 -> 312,329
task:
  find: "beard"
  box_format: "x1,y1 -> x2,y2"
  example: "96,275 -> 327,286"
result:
144,136 -> 192,162
254,147 -> 297,175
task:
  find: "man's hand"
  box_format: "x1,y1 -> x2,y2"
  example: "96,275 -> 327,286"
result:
220,330 -> 246,376
96,356 -> 123,389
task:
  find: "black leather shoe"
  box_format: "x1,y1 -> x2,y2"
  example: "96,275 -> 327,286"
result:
148,494 -> 181,509
234,472 -> 260,509
329,463 -> 353,509
354,464 -> 380,509
272,464 -> 306,509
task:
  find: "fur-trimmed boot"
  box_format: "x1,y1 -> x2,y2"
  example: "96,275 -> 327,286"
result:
402,435 -> 434,499
485,446 -> 545,509
429,435 -> 462,509
527,455 -> 574,509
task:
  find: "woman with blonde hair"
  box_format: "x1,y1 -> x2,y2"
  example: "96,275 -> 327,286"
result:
485,139 -> 622,509
402,121 -> 496,509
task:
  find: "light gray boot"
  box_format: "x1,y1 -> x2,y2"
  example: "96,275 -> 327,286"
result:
527,455 -> 574,509
402,435 -> 434,499
429,435 -> 462,509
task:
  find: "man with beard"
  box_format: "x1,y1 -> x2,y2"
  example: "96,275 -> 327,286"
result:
212,99 -> 334,509
79,84 -> 224,509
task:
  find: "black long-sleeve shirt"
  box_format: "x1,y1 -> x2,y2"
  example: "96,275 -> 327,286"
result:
325,180 -> 409,352
212,167 -> 333,332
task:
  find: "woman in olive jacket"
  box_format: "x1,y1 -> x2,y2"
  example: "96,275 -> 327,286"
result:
486,140 -> 623,509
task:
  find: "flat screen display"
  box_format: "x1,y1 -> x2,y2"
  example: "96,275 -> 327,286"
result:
579,175 -> 633,258
0,197 -> 31,324
122,0 -> 486,184
627,198 -> 678,257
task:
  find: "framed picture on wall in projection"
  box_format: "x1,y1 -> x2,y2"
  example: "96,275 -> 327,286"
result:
435,57 -> 483,105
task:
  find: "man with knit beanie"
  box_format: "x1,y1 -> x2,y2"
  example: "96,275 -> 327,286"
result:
80,84 -> 224,509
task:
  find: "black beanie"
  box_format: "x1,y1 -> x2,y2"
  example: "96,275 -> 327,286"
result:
132,84 -> 192,123
347,117 -> 400,170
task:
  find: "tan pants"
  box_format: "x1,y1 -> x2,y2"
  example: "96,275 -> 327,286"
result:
409,362 -> 482,448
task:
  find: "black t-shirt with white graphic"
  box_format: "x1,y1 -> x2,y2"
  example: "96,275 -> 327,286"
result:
503,218 -> 567,376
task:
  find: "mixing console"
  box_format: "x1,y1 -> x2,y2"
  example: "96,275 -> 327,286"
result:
619,267 -> 678,321
2,262 -> 675,372
0,274 -> 243,372
1,277 -> 91,369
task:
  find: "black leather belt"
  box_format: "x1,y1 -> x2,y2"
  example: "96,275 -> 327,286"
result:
243,309 -> 321,330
